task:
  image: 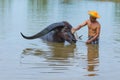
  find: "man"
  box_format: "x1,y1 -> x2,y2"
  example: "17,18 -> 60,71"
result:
71,11 -> 101,44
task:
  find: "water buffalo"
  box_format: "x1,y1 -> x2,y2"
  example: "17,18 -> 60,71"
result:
21,21 -> 77,44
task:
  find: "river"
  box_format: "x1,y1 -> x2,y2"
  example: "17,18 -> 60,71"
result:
0,0 -> 120,80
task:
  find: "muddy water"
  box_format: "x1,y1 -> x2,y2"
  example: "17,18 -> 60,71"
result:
0,0 -> 120,80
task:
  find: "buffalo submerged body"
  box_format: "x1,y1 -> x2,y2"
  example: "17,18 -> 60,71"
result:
21,21 -> 77,44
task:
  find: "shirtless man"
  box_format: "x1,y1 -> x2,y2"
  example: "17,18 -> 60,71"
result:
71,11 -> 101,44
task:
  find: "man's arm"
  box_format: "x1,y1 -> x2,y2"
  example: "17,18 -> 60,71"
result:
71,20 -> 87,34
86,24 -> 101,44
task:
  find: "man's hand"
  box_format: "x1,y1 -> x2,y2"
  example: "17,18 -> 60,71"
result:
71,28 -> 76,34
86,40 -> 92,44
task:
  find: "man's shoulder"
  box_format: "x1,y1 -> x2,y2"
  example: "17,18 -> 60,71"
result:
96,21 -> 101,26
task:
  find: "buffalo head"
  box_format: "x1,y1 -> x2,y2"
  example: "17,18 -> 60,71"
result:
60,26 -> 76,43
21,21 -> 77,44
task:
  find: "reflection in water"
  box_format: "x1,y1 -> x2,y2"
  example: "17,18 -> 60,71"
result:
28,0 -> 48,19
113,2 -> 120,52
21,43 -> 76,73
114,3 -> 120,24
86,44 -> 99,76
27,0 -> 52,33
0,0 -> 12,39
1,0 -> 120,80
22,43 -> 76,60
61,0 -> 73,4
47,43 -> 76,60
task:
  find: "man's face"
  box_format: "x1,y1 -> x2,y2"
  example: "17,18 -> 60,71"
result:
90,16 -> 97,22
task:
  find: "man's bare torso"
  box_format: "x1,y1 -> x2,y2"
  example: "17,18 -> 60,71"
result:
87,20 -> 100,37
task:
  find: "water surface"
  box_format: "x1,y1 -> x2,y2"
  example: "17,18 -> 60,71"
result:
0,0 -> 120,80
